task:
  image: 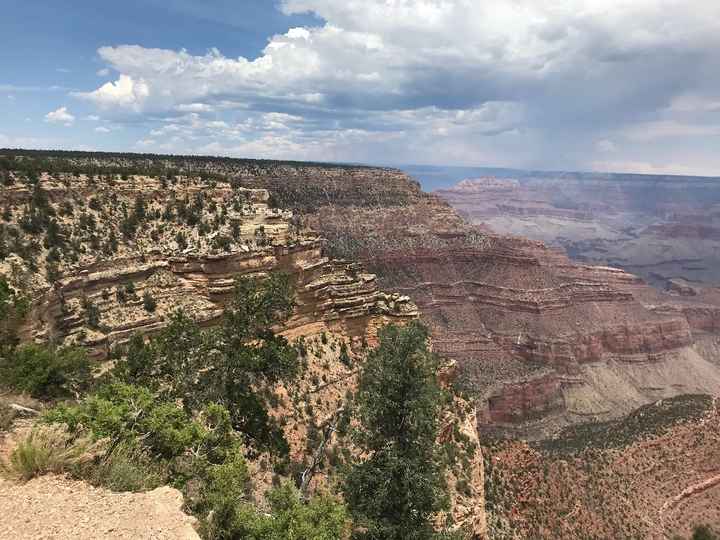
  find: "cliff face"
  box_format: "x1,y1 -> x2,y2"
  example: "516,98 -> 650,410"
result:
436,175 -> 720,287
0,173 -> 416,356
4,155 -> 720,439
249,167 -> 720,437
34,244 -> 417,357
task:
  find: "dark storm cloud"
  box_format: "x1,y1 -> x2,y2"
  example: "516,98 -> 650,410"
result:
73,0 -> 720,174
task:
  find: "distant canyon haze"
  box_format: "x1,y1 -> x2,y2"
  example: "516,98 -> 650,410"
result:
415,165 -> 720,290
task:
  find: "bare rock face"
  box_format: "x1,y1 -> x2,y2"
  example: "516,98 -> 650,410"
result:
667,278 -> 699,296
436,173 -> 720,287
0,172 -> 416,356
274,168 -> 720,438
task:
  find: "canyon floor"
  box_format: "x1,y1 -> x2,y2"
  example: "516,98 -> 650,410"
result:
483,394 -> 720,539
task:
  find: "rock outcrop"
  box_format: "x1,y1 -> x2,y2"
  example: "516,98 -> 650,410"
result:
0,474 -> 199,540
0,172 -> 416,357
4,154 -> 720,441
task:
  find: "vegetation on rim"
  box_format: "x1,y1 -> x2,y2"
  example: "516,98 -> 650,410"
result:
0,262 -> 464,539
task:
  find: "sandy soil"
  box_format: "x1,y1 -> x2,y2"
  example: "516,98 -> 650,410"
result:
0,474 -> 199,540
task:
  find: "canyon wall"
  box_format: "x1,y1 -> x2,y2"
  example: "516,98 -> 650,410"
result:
436,175 -> 720,287
245,165 -> 720,437
0,174 -> 416,357
4,152 -> 720,440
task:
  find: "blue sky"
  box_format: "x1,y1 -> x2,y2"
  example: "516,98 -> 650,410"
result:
1,0 -> 319,152
2,1 -> 720,175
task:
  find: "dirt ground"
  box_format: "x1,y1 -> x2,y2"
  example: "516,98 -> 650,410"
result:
0,420 -> 199,540
0,474 -> 199,540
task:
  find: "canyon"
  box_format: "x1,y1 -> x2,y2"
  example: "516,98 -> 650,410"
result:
3,150 -> 720,537
434,170 -> 720,288
286,166 -> 720,438
5,152 -> 720,437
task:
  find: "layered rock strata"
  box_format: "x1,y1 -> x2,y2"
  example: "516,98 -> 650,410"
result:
436,175 -> 720,286
4,153 -> 720,439
0,172 -> 416,357
287,174 -> 720,436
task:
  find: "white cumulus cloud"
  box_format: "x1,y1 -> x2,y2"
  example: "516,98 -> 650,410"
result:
75,74 -> 150,110
75,0 -> 720,172
45,107 -> 75,126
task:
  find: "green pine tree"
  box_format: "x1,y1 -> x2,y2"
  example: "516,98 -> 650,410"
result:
345,321 -> 449,540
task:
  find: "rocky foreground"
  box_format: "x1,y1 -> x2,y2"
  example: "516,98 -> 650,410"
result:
0,475 -> 199,540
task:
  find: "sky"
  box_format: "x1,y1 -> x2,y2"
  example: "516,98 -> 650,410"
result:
2,0 -> 720,176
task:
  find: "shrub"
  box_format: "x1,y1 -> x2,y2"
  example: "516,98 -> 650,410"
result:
44,384 -> 239,474
0,344 -> 91,399
0,424 -> 101,481
198,477 -> 350,540
85,443 -> 169,492
142,291 -> 157,313
242,483 -> 350,540
44,383 -> 206,460
82,297 -> 101,329
176,231 -> 187,250
339,341 -> 352,368
694,525 -> 718,540
0,277 -> 29,348
213,235 -> 232,251
0,402 -> 17,431
46,262 -> 61,283
116,286 -> 127,303
112,334 -> 156,388
195,445 -> 252,537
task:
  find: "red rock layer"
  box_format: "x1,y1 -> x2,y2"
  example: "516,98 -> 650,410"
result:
6,156 -> 717,432
294,173 -> 715,431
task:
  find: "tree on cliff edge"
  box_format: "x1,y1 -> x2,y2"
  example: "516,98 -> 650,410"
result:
344,321 -> 449,540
